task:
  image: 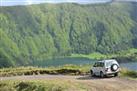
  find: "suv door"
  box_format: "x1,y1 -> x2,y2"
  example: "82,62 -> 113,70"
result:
93,62 -> 104,76
98,62 -> 105,75
95,62 -> 101,76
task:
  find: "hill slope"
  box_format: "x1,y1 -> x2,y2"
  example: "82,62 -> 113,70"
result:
0,2 -> 137,67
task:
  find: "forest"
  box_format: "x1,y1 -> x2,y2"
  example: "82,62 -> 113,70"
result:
0,2 -> 137,67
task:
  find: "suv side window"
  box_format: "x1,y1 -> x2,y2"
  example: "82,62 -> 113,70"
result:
96,62 -> 104,67
100,62 -> 104,67
96,62 -> 100,67
93,62 -> 104,67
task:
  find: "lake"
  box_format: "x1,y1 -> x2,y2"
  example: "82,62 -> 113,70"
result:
34,57 -> 137,71
120,62 -> 137,71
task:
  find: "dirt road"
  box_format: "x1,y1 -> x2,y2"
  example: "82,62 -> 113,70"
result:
0,75 -> 137,91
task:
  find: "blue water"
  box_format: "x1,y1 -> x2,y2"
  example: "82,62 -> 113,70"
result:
34,57 -> 137,71
34,57 -> 95,67
120,62 -> 137,71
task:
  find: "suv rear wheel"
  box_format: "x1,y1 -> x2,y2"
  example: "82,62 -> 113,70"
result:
114,73 -> 118,77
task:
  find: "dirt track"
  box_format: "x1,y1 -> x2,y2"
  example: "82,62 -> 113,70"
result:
0,75 -> 137,91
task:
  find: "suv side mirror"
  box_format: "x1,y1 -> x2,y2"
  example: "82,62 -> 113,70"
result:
93,63 -> 97,67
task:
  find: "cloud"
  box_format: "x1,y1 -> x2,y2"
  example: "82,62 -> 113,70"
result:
25,0 -> 33,5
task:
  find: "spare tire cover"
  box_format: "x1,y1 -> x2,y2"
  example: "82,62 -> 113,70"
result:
111,64 -> 118,71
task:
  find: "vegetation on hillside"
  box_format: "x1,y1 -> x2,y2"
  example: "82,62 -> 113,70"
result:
0,2 -> 137,67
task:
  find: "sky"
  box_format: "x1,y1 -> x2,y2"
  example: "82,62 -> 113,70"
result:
0,0 -> 111,6
0,0 -> 137,6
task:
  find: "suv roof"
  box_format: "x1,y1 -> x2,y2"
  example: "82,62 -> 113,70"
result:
98,59 -> 117,63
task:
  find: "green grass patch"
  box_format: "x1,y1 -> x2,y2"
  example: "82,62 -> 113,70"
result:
0,79 -> 89,91
70,48 -> 137,61
120,68 -> 137,78
71,52 -> 107,60
0,65 -> 91,77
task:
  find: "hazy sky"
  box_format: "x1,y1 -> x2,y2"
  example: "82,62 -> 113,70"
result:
0,0 -> 137,6
0,0 -> 112,6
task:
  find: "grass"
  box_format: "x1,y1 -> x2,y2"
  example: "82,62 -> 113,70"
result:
0,79 -> 88,91
70,48 -> 137,60
0,65 -> 137,78
120,68 -> 137,78
0,64 -> 91,77
71,52 -> 107,60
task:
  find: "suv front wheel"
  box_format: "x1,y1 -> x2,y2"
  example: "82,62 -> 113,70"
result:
90,70 -> 94,77
100,71 -> 104,78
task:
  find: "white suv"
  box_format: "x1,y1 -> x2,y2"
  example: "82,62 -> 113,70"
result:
90,59 -> 120,77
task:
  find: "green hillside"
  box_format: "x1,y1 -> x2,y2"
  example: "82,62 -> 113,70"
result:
0,2 -> 137,67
